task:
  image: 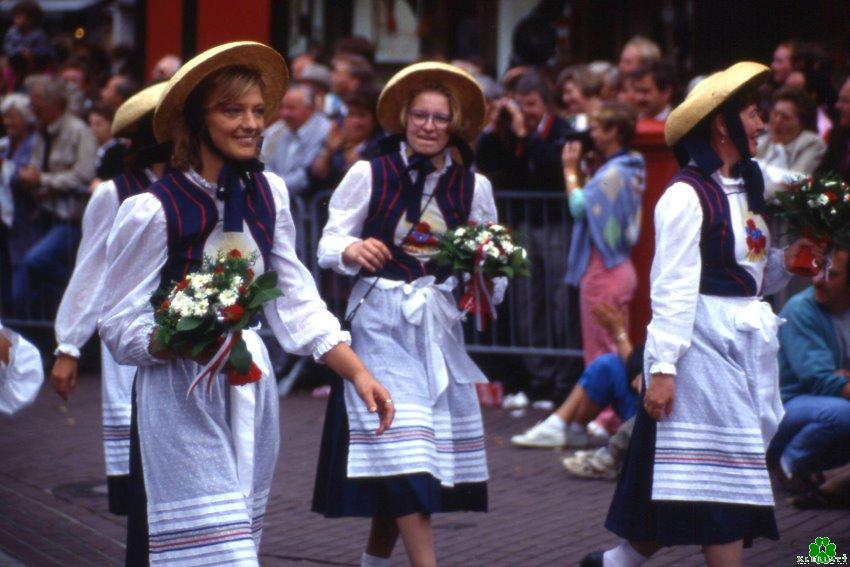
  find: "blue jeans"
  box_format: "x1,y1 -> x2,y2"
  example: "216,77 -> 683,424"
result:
577,353 -> 640,420
767,394 -> 850,476
11,222 -> 80,319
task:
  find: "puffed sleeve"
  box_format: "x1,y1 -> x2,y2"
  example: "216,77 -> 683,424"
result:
98,193 -> 169,367
645,182 -> 703,377
0,325 -> 44,415
316,160 -> 371,275
262,173 -> 351,360
469,173 -> 508,305
55,180 -> 120,358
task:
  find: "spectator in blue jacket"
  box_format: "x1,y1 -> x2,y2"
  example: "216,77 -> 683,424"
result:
768,246 -> 850,491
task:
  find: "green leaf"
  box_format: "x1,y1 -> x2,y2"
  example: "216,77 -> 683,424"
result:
190,339 -> 212,358
228,337 -> 252,373
176,316 -> 206,332
253,271 -> 278,289
248,287 -> 284,309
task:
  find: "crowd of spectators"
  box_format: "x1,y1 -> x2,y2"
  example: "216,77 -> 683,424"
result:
0,1 -> 847,508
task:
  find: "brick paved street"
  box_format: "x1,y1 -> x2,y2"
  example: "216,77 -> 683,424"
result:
1,372 -> 848,566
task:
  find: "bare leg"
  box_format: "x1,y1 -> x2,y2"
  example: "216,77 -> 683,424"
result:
703,540 -> 743,567
365,516 -> 398,558
554,384 -> 585,422
573,392 -> 602,425
396,512 -> 436,567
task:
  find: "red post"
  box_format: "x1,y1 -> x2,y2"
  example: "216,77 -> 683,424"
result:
196,0 -> 270,51
629,119 -> 679,345
145,0 -> 183,82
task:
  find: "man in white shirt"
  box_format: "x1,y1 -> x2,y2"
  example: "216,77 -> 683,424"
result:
266,83 -> 331,197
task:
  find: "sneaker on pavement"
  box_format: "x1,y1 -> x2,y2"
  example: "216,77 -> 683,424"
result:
562,448 -> 619,480
586,420 -> 610,447
510,420 -> 565,448
503,391 -> 530,410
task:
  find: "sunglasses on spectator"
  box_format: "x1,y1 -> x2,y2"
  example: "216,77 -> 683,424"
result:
407,109 -> 452,129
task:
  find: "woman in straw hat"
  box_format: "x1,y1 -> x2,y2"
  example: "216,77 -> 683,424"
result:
313,62 -> 500,567
51,81 -> 169,516
98,42 -> 393,565
583,63 -> 824,567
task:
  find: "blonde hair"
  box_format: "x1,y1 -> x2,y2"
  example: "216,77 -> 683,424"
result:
399,83 -> 463,136
171,65 -> 266,171
623,35 -> 661,67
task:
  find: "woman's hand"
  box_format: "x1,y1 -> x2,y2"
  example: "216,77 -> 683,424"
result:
561,141 -> 582,174
644,373 -> 674,421
342,238 -> 392,272
51,355 -> 79,401
350,370 -> 395,435
325,122 -> 344,152
784,237 -> 827,272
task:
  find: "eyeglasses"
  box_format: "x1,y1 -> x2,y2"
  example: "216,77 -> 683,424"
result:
407,109 -> 452,129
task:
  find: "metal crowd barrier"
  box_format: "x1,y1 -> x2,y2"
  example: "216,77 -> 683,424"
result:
0,188 -> 584,362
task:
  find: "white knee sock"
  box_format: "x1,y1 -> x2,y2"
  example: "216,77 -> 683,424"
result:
361,552 -> 390,567
603,541 -> 647,567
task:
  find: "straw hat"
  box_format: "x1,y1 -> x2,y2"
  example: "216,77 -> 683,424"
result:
665,61 -> 769,146
153,41 -> 288,143
112,82 -> 167,138
377,62 -> 486,141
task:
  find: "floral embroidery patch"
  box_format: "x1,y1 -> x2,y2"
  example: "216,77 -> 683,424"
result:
745,217 -> 767,262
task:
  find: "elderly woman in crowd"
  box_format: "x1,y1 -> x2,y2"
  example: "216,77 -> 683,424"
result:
98,41 -> 392,565
314,62 -> 499,567
584,62 -> 822,567
0,93 -> 38,306
756,86 -> 826,201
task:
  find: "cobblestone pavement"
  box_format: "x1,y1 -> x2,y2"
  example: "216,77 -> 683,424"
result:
1,373 -> 848,566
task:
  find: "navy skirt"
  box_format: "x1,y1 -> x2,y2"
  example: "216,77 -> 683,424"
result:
312,378 -> 487,518
605,405 -> 779,547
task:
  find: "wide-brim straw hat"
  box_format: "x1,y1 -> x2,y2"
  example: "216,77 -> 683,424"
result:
665,61 -> 769,147
377,62 -> 486,142
153,41 -> 288,143
112,82 -> 167,138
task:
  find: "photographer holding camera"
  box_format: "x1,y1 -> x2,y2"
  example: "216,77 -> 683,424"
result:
563,101 -> 645,365
476,71 -> 582,403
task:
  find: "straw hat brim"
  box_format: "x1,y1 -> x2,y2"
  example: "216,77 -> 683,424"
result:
112,82 -> 168,138
665,61 -> 769,146
377,62 -> 486,142
153,41 -> 288,143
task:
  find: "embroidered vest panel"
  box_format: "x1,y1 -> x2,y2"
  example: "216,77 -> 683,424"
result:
113,171 -> 150,204
671,167 -> 757,297
361,153 -> 475,282
147,171 -> 276,292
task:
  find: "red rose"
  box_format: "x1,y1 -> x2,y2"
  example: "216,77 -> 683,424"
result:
238,285 -> 247,296
229,249 -> 242,258
227,362 -> 262,386
246,268 -> 254,281
160,299 -> 170,310
222,304 -> 245,323
826,191 -> 838,202
214,265 -> 224,274
176,278 -> 189,291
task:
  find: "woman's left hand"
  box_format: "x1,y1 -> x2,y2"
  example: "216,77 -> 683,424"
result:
351,370 -> 395,435
784,237 -> 827,272
561,141 -> 582,172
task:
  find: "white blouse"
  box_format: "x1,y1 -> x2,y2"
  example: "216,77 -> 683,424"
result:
318,145 -> 498,275
54,173 -> 155,357
645,172 -> 790,376
98,171 -> 349,367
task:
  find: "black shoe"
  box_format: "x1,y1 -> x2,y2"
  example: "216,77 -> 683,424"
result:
579,550 -> 604,567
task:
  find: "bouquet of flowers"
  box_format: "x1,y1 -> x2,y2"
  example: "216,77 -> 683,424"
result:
434,221 -> 529,331
151,249 -> 283,395
777,172 -> 850,276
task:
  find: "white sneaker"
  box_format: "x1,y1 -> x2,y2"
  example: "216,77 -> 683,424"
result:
510,420 -> 565,448
502,391 -> 529,410
587,420 -> 610,447
562,448 -> 619,480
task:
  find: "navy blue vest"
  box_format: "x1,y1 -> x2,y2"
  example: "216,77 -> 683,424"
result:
361,152 -> 475,282
671,166 -> 758,297
113,171 -> 151,204
147,170 -> 276,289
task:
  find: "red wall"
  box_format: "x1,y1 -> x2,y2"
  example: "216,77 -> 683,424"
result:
196,0 -> 270,51
145,0 -> 183,81
629,120 -> 679,345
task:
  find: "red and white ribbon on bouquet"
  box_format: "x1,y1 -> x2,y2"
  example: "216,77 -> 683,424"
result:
459,241 -> 497,332
187,331 -> 239,397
